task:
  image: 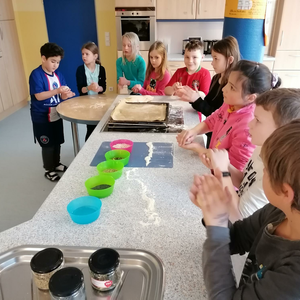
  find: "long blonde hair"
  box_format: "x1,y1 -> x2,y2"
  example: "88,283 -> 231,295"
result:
122,32 -> 140,64
145,41 -> 167,81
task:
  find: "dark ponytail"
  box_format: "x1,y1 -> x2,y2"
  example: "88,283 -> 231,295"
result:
232,60 -> 281,97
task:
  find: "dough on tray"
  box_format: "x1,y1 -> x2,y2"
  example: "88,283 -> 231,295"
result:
125,95 -> 154,103
111,99 -> 166,122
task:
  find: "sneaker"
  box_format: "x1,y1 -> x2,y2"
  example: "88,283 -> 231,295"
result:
45,171 -> 60,182
55,163 -> 68,172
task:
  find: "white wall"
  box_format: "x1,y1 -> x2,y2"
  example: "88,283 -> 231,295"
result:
157,21 -> 223,54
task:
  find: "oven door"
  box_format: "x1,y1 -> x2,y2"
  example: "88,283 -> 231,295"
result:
116,15 -> 156,51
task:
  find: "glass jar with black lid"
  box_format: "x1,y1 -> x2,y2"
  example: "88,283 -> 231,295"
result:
88,248 -> 122,292
49,267 -> 86,300
30,248 -> 64,290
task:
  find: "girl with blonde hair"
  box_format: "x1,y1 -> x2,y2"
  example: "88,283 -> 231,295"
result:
116,32 -> 146,91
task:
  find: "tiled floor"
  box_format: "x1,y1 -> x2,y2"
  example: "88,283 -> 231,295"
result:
0,104 -> 86,232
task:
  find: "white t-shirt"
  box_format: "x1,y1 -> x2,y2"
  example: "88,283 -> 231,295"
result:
238,146 -> 268,218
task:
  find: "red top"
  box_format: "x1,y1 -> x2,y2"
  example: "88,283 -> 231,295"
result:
166,66 -> 211,94
140,70 -> 171,95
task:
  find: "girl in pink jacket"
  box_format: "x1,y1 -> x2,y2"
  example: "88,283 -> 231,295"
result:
132,41 -> 171,95
177,60 -> 280,171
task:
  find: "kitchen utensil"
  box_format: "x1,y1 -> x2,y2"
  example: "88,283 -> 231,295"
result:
105,150 -> 131,166
110,139 -> 134,153
203,40 -> 213,54
182,39 -> 189,55
97,160 -> 124,180
85,175 -> 115,198
67,196 -> 102,224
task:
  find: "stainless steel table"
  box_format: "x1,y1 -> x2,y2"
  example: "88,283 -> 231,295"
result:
56,94 -> 115,155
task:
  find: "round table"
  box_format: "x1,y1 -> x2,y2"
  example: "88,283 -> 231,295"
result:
56,95 -> 115,155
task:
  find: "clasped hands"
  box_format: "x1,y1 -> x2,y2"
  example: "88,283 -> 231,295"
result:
58,86 -> 75,100
190,168 -> 232,227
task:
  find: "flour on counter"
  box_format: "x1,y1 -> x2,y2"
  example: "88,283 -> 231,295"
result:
126,168 -> 161,227
145,142 -> 154,166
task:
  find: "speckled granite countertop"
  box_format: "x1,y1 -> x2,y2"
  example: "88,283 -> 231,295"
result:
0,96 -> 210,299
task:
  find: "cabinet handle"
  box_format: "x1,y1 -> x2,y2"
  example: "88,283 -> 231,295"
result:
279,31 -> 284,47
198,0 -> 201,14
286,74 -> 300,77
191,0 -> 194,15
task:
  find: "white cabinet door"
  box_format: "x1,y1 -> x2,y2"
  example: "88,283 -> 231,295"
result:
157,0 -> 196,19
276,71 -> 300,88
0,20 -> 28,105
0,0 -> 14,21
196,0 -> 225,19
115,0 -> 155,7
276,0 -> 300,51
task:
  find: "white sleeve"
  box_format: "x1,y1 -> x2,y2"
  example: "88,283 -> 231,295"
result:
238,147 -> 269,218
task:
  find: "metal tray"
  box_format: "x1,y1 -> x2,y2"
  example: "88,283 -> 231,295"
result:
0,245 -> 165,300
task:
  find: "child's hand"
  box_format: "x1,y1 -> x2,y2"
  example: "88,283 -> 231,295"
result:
189,174 -> 202,208
199,153 -> 213,169
172,82 -> 182,93
89,82 -> 99,92
206,149 -> 230,171
197,168 -> 232,227
176,86 -> 200,103
96,86 -> 104,93
176,129 -> 197,147
119,77 -> 129,86
180,142 -> 206,154
61,90 -> 75,100
132,84 -> 142,93
58,86 -> 70,94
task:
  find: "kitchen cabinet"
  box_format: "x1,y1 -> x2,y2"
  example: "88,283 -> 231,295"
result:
0,0 -> 14,21
196,0 -> 225,19
270,0 -> 300,88
157,0 -> 225,19
115,0 -> 155,7
275,71 -> 300,88
157,0 -> 196,20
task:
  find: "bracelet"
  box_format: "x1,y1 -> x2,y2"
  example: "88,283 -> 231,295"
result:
86,86 -> 89,92
222,171 -> 231,177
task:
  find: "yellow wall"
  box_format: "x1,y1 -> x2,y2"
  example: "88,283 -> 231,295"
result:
12,0 -> 117,94
95,0 -> 118,93
12,0 -> 48,82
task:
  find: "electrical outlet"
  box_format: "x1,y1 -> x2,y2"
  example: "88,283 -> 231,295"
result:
109,87 -> 113,91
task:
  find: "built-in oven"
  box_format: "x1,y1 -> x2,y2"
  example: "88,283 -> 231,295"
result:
115,8 -> 156,51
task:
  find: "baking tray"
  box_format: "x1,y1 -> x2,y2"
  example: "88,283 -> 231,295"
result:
0,245 -> 165,300
110,102 -> 169,124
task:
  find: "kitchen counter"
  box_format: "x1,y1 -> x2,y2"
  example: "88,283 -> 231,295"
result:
168,53 -> 276,62
0,96 -> 210,299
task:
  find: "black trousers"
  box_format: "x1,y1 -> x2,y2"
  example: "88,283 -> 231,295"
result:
42,145 -> 61,172
85,125 -> 97,141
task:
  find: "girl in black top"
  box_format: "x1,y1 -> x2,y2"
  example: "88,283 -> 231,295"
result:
177,36 -> 240,147
76,42 -> 106,141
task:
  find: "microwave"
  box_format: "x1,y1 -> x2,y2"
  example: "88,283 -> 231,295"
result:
115,8 -> 156,51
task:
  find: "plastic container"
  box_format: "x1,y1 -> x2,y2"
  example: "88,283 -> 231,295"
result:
85,175 -> 115,198
96,160 -> 124,180
30,248 -> 64,290
67,196 -> 102,224
110,139 -> 133,153
88,248 -> 122,292
105,150 -> 130,166
49,267 -> 86,300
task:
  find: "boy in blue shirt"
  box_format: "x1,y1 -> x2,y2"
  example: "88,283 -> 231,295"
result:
29,43 -> 75,181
